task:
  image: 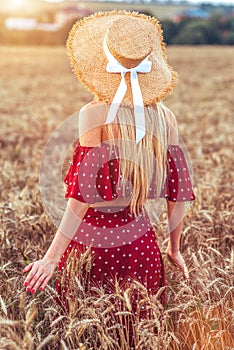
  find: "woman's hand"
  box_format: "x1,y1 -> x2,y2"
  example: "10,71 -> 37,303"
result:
22,258 -> 57,294
166,248 -> 189,279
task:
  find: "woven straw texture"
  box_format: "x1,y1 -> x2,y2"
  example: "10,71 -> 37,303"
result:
67,10 -> 178,107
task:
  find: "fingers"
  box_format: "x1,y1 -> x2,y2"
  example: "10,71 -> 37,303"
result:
22,262 -> 34,273
166,252 -> 190,279
24,269 -> 51,293
30,273 -> 48,293
177,258 -> 189,279
25,270 -> 45,292
23,263 -> 36,289
178,256 -> 189,279
38,275 -> 51,292
182,264 -> 189,280
23,259 -> 56,294
24,263 -> 40,287
24,271 -> 52,294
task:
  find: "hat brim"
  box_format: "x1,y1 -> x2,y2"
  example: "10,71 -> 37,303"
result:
67,10 -> 177,107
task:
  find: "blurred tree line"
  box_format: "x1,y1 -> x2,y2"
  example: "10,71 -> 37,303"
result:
0,13 -> 233,46
162,14 -> 234,45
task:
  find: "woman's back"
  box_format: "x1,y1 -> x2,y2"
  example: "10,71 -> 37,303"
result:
77,101 -> 185,212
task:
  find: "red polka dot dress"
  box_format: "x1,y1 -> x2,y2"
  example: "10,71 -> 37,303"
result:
56,142 -> 196,315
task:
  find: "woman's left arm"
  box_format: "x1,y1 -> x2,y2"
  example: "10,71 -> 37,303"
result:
23,198 -> 89,293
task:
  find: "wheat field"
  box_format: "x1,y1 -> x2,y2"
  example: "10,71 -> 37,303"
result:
0,45 -> 233,349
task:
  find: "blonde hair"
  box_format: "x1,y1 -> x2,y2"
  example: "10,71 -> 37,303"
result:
103,102 -> 171,216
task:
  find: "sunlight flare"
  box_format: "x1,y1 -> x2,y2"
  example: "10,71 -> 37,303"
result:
10,0 -> 25,7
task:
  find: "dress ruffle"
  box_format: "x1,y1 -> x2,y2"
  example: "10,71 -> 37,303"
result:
64,143 -> 119,203
159,145 -> 196,202
64,142 -> 196,204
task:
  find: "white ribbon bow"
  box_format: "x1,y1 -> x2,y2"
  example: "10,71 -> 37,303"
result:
103,36 -> 152,144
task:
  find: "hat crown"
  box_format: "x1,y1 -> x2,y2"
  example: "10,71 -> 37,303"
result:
67,10 -> 177,106
106,17 -> 152,69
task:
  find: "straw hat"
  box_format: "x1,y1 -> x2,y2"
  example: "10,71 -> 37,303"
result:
66,10 -> 177,107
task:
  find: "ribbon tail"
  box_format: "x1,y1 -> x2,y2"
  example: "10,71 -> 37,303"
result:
105,72 -> 128,124
130,71 -> 145,143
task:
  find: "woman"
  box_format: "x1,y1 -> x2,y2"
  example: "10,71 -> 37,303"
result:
23,9 -> 195,333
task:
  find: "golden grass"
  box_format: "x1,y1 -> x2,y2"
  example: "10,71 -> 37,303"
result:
0,45 -> 233,349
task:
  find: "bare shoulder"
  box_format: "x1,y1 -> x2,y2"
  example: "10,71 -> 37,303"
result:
79,101 -> 108,146
80,100 -> 104,111
79,101 -> 107,121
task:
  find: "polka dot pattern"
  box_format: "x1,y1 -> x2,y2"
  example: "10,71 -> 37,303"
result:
158,145 -> 196,201
55,142 -> 196,346
64,143 -> 119,203
56,207 -> 166,316
64,142 -> 195,204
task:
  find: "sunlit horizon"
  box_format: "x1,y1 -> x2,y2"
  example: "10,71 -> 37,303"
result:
42,0 -> 234,4
6,0 -> 26,7
0,0 -> 233,16
0,0 -> 233,8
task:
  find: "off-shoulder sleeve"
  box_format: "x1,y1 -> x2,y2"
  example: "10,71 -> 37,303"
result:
159,144 -> 196,202
64,142 -> 119,204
